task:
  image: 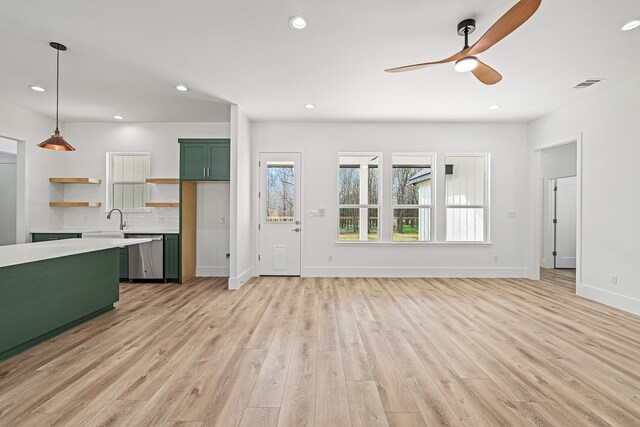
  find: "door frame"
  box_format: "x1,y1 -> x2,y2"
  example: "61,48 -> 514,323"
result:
0,135 -> 25,244
530,134 -> 582,286
256,151 -> 304,276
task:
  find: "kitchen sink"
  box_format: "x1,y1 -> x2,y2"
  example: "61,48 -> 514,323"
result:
81,231 -> 125,239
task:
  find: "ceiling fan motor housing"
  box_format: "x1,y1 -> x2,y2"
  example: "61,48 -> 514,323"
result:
457,19 -> 476,36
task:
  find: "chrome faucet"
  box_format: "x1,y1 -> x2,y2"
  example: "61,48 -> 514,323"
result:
107,208 -> 126,230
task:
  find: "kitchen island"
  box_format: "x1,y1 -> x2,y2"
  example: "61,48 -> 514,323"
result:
0,237 -> 150,360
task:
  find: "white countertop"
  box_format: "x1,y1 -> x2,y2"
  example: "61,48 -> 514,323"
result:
30,228 -> 179,235
0,238 -> 152,268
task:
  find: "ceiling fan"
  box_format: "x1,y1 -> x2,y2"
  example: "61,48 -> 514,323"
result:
385,0 -> 541,85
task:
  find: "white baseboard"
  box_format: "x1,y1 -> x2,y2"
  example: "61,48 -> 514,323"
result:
228,265 -> 256,290
196,266 -> 230,277
577,283 -> 640,316
301,266 -> 528,278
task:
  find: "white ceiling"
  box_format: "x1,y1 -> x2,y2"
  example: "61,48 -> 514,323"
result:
0,0 -> 638,123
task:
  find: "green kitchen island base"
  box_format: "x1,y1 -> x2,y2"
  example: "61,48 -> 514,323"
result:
0,248 -> 119,361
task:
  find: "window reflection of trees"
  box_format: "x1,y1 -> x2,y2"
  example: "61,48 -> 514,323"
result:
392,167 -> 421,234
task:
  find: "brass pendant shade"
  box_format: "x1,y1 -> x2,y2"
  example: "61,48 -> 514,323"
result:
39,42 -> 75,152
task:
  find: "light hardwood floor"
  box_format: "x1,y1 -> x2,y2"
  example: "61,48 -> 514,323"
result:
1,270 -> 640,426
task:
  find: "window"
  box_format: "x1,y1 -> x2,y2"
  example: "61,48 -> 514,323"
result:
106,152 -> 150,211
392,154 -> 434,241
266,161 -> 295,222
445,154 -> 489,242
338,154 -> 380,241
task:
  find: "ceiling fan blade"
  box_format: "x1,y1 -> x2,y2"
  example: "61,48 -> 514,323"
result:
471,61 -> 503,85
385,48 -> 471,73
468,0 -> 541,56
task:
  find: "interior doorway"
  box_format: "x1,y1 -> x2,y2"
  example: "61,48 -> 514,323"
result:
0,136 -> 18,246
534,138 -> 580,285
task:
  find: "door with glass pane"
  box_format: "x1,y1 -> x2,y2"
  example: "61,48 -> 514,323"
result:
259,153 -> 301,276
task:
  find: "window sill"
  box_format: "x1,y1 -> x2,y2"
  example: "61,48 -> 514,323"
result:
334,241 -> 493,247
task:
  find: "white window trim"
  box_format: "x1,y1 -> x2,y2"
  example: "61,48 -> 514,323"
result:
337,152 -> 382,242
444,152 -> 491,242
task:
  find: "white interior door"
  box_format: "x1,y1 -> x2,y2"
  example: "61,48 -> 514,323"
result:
554,176 -> 577,268
259,153 -> 301,276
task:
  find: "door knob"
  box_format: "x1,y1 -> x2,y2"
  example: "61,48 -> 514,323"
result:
291,228 -> 301,232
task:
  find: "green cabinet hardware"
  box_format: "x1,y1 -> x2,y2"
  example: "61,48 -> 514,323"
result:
31,233 -> 81,242
179,139 -> 230,181
164,234 -> 179,280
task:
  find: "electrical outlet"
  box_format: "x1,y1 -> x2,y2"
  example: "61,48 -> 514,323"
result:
82,215 -> 88,223
508,211 -> 517,218
220,217 -> 226,224
493,255 -> 499,263
611,276 -> 618,285
159,217 -> 165,224
328,255 -> 333,262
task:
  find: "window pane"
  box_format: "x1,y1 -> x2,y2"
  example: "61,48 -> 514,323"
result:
338,154 -> 379,205
266,162 -> 295,222
446,208 -> 484,241
338,167 -> 360,205
393,208 -> 430,241
392,155 -> 432,206
339,208 -> 378,241
445,156 -> 485,206
113,183 -> 149,210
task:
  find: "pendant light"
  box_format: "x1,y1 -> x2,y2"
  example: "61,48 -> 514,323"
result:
38,42 -> 75,151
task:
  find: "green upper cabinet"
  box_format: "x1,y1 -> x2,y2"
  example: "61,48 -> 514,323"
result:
179,139 -> 230,181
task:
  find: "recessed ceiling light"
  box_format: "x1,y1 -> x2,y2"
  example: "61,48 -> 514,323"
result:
621,20 -> 640,31
289,16 -> 308,30
113,115 -> 124,120
176,85 -> 188,92
489,105 -> 501,110
30,86 -> 46,92
305,104 -> 315,109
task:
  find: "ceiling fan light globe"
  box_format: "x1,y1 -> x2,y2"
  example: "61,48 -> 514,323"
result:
455,56 -> 478,72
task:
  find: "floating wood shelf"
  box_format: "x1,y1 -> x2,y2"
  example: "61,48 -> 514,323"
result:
49,178 -> 102,184
145,202 -> 179,208
49,202 -> 102,207
146,178 -> 180,184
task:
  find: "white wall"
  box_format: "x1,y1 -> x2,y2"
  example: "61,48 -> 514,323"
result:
528,76 -> 640,315
196,182 -> 230,277
252,122 -> 529,277
0,100 -> 63,241
229,105 -> 254,289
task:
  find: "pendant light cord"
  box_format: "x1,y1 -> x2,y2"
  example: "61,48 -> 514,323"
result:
55,47 -> 60,132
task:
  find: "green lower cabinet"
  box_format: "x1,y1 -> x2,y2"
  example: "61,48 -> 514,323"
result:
119,247 -> 129,281
32,233 -> 81,242
164,234 -> 179,281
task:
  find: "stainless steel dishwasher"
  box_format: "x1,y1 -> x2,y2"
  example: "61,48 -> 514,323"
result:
128,235 -> 164,280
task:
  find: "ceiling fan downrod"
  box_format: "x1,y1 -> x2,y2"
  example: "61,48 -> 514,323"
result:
457,18 -> 476,49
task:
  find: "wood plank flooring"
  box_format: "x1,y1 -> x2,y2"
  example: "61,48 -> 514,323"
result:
2,270 -> 640,426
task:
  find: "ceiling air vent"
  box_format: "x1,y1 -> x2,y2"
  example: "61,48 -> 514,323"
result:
573,78 -> 604,89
